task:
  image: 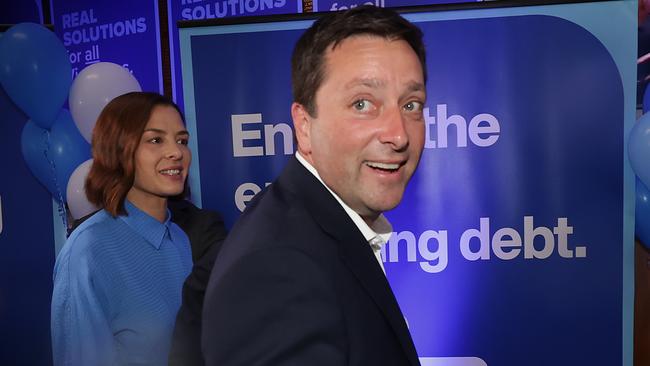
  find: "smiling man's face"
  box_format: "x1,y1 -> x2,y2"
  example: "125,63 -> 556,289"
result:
293,35 -> 426,224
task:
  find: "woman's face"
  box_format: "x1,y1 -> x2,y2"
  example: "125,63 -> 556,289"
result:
128,105 -> 191,204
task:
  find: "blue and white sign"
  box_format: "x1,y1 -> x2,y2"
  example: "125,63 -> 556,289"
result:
181,1 -> 636,364
50,0 -> 163,92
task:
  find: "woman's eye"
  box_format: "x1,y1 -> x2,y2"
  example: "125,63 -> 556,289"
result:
177,138 -> 189,145
352,99 -> 373,112
149,137 -> 162,144
404,101 -> 424,112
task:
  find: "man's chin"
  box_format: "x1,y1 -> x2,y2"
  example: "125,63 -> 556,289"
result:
378,194 -> 405,211
361,196 -> 404,217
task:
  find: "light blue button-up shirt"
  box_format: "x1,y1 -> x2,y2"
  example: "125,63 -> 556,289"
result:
51,201 -> 192,366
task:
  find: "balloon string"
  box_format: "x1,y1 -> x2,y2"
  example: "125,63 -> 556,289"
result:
43,129 -> 68,229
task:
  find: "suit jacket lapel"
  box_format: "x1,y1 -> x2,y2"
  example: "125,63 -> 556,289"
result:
278,157 -> 420,365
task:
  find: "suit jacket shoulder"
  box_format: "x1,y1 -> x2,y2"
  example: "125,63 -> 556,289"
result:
202,157 -> 420,366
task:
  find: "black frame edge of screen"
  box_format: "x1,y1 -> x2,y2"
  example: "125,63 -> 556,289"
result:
177,0 -> 617,29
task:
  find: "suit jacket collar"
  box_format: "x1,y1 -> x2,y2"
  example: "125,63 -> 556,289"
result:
277,157 -> 420,366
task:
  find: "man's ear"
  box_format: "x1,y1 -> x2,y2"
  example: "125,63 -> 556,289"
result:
291,102 -> 312,155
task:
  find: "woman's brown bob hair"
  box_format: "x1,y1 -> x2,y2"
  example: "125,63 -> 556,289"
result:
85,92 -> 184,217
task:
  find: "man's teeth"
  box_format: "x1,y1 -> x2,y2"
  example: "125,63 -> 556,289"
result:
365,161 -> 399,170
160,169 -> 180,176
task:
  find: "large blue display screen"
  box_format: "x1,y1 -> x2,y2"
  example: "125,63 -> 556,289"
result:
180,1 -> 636,364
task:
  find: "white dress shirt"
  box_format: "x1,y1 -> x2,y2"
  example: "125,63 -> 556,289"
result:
295,152 -> 391,274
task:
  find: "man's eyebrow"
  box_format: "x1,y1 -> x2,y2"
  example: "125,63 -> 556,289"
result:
344,78 -> 425,94
405,81 -> 426,93
344,78 -> 386,90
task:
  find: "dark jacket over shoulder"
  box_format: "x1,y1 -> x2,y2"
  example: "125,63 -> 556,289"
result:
202,157 -> 420,366
168,199 -> 227,366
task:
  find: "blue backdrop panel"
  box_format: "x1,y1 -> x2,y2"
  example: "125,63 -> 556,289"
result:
388,14 -> 623,364
0,0 -> 42,23
50,0 -> 163,92
181,1 -> 635,364
168,0 -> 303,112
188,27 -> 298,226
0,88 -> 56,365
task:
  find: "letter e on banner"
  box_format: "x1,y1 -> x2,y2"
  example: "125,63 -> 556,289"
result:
235,182 -> 261,211
232,113 -> 264,157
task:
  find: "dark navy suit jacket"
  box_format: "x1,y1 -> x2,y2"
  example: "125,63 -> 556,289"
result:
202,157 -> 420,366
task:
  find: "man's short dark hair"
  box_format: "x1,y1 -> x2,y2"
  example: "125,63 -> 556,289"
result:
291,5 -> 427,117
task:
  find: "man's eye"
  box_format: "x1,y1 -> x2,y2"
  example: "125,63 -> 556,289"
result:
404,101 -> 423,112
352,99 -> 373,112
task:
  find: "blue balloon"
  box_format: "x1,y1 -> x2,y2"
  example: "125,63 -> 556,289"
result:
629,112 -> 650,188
0,23 -> 71,129
636,177 -> 650,249
49,109 -> 92,201
21,121 -> 58,195
21,110 -> 90,201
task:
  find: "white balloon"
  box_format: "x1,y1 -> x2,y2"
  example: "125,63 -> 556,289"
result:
69,62 -> 141,143
66,159 -> 99,220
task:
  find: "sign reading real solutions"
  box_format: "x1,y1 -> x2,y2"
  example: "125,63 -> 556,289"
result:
50,0 -> 163,92
180,1 -> 635,365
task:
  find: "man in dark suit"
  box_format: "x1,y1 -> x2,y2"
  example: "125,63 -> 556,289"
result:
202,5 -> 427,365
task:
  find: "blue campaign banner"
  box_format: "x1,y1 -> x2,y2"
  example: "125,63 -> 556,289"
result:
181,1 -> 635,364
388,12 -> 627,365
168,0 -> 303,111
0,88 -> 56,365
49,0 -> 163,92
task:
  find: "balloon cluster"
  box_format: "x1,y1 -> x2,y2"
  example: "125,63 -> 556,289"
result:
0,23 -> 141,222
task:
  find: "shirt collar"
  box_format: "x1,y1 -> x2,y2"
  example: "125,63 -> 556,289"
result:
120,200 -> 174,250
295,152 -> 393,244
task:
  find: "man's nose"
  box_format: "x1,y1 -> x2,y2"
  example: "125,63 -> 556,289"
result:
377,106 -> 409,151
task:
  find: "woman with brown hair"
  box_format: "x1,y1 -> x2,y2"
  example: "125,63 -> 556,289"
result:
51,92 -> 193,365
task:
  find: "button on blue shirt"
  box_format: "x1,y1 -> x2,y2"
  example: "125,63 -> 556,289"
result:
51,201 -> 192,366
